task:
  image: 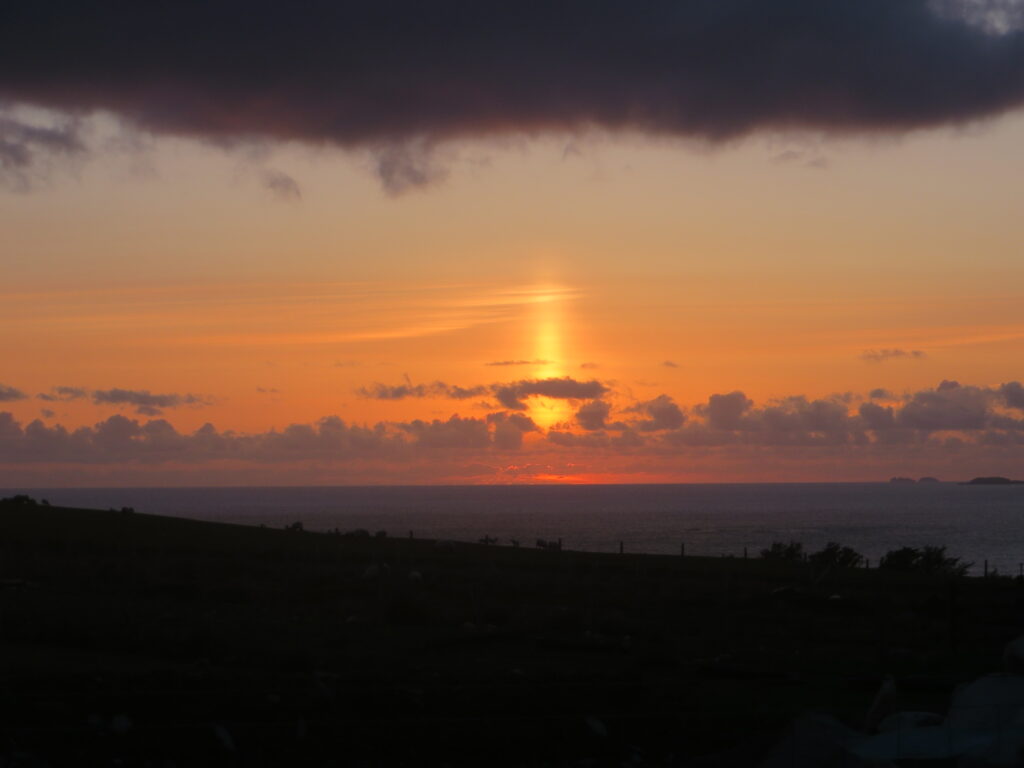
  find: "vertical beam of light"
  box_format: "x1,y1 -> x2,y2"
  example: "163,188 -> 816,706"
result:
531,286 -> 572,429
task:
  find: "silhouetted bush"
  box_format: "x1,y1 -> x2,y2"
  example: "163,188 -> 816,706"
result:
1,495 -> 37,507
879,546 -> 971,577
760,541 -> 804,561
809,542 -> 864,570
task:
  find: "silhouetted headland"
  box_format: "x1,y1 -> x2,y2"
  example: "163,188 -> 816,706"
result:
1,494 -> 1022,765
961,476 -> 1024,485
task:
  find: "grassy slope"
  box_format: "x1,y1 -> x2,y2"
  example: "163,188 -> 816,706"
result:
0,500 -> 1020,765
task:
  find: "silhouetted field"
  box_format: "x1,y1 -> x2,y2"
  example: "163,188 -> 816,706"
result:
0,499 -> 1020,766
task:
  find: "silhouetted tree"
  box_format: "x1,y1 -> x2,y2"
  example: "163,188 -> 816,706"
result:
760,541 -> 804,562
809,542 -> 864,570
879,545 -> 970,577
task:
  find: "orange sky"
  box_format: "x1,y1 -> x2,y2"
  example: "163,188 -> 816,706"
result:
3,109 -> 1024,485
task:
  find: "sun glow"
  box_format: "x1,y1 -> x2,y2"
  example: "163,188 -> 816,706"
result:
529,285 -> 575,429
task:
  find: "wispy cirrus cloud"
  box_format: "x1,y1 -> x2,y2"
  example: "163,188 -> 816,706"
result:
861,348 -> 927,363
485,359 -> 551,367
36,385 -> 211,416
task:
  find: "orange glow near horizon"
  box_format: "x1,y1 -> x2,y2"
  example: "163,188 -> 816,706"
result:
6,116 -> 1024,485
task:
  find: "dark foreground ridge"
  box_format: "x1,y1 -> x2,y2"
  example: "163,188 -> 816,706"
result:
0,497 -> 1023,766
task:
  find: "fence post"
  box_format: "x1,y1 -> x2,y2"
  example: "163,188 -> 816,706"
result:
680,542 -> 685,558
619,541 -> 624,555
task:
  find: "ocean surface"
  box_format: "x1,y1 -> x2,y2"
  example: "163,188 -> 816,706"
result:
6,483 -> 1024,575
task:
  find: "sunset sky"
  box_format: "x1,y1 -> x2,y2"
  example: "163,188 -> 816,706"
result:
3,0 -> 1024,485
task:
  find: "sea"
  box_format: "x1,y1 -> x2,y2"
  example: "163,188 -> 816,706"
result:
5,483 -> 1024,576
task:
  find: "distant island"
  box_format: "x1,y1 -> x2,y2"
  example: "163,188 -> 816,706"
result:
889,476 -> 941,484
960,476 -> 1024,485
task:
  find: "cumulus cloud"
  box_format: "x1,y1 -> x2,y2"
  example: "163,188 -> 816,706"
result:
5,1 -> 1024,194
575,400 -> 612,431
0,384 -> 27,402
487,411 -> 540,450
704,391 -> 754,430
895,380 -> 991,430
1000,381 -> 1024,409
858,401 -> 897,431
861,348 -> 927,363
628,394 -> 686,432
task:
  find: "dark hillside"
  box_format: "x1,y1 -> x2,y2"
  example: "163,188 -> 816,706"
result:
0,498 -> 1021,765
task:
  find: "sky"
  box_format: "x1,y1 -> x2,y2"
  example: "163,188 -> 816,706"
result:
3,0 -> 1024,485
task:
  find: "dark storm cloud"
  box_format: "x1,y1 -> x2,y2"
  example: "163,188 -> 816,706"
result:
3,0 -> 1024,161
0,384 -> 27,402
0,114 -> 86,191
861,348 -> 927,363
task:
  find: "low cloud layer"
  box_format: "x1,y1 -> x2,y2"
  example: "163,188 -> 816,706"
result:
6,379 -> 1024,481
0,409 -> 538,466
3,1 -> 1024,187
